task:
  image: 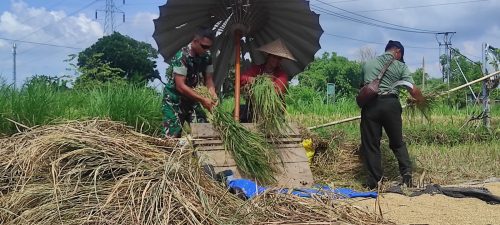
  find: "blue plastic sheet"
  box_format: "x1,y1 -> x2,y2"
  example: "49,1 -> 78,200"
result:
228,178 -> 378,199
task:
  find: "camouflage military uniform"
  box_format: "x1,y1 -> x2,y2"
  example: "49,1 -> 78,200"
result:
162,43 -> 213,137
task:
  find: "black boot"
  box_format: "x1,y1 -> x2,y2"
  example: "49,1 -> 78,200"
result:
402,174 -> 413,187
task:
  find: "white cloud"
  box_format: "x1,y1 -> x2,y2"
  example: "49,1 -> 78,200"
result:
0,11 -> 32,34
132,12 -> 157,27
462,41 -> 481,59
0,0 -> 105,86
122,11 -> 158,46
0,39 -> 7,49
1,0 -> 103,45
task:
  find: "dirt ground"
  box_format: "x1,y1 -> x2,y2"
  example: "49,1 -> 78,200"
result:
352,182 -> 500,225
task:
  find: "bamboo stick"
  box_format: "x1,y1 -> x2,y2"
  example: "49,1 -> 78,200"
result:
437,70 -> 499,97
234,31 -> 242,121
308,71 -> 500,130
307,116 -> 361,130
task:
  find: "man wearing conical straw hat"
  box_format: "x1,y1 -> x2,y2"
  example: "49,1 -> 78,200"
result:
239,39 -> 296,122
241,39 -> 296,93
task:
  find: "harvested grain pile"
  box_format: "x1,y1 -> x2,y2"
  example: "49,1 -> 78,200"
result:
0,120 -> 392,225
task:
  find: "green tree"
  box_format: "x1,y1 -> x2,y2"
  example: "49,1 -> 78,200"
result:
440,49 -> 482,86
77,32 -> 159,85
297,52 -> 362,97
410,68 -> 430,87
23,75 -> 70,90
73,53 -> 126,89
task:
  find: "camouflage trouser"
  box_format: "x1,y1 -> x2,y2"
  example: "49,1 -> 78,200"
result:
162,97 -> 207,138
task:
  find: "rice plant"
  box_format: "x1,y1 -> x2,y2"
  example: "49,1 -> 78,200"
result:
194,86 -> 279,184
211,107 -> 279,184
247,75 -> 289,136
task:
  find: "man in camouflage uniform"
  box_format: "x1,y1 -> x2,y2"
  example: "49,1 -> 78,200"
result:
162,28 -> 218,138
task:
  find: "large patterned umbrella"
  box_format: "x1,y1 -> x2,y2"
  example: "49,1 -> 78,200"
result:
153,0 -> 323,119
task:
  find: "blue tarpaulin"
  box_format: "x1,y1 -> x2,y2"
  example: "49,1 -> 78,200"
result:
228,178 -> 378,199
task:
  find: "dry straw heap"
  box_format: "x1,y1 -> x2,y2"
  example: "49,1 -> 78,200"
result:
0,120 -> 393,225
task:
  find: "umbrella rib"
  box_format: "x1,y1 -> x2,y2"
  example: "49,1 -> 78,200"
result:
212,2 -> 229,33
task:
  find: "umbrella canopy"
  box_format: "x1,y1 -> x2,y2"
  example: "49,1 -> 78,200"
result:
153,0 -> 323,88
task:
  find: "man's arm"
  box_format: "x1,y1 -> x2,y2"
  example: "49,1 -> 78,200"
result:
204,72 -> 218,99
174,74 -> 215,110
408,85 -> 424,103
400,66 -> 423,102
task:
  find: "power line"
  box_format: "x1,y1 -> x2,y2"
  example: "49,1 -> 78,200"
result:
0,37 -> 82,50
96,0 -> 126,35
312,0 -> 446,34
324,33 -> 439,49
15,0 -> 99,42
451,48 -> 482,65
314,0 -> 360,3
312,5 -> 439,34
11,1 -> 101,57
355,0 -> 489,13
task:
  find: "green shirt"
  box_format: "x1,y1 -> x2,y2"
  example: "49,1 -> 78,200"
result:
163,43 -> 213,103
362,52 -> 414,95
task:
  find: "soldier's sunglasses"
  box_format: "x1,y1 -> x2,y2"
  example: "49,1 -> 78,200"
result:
200,43 -> 211,49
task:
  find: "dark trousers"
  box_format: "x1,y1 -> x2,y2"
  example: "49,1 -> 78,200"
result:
360,95 -> 411,188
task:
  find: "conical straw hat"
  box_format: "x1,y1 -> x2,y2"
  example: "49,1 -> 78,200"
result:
256,39 -> 297,61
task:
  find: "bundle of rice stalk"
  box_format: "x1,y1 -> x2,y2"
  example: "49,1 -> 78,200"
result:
211,107 -> 279,184
247,75 -> 289,137
405,92 -> 437,121
0,120 -> 250,225
194,86 -> 279,184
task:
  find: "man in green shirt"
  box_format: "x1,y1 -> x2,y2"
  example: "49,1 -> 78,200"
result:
162,28 -> 218,138
360,40 -> 423,189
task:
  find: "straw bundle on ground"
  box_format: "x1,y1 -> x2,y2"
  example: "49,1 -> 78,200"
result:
0,120 -> 393,225
247,75 -> 289,136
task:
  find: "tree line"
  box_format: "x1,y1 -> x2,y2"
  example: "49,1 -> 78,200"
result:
22,32 -> 497,106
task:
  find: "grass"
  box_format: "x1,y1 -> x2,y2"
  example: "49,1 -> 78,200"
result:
411,141 -> 500,184
0,82 -> 162,135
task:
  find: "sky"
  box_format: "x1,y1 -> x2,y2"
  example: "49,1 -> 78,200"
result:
0,0 -> 499,88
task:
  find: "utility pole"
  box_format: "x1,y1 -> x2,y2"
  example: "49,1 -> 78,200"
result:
436,32 -> 456,88
12,43 -> 16,88
481,43 -> 491,130
96,0 -> 126,35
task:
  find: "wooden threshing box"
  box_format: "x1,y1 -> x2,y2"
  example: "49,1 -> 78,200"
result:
190,123 -> 314,187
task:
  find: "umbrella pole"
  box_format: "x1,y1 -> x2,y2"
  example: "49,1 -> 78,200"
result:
234,31 -> 242,121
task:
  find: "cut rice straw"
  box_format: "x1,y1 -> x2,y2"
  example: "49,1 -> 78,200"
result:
194,86 -> 279,184
247,75 -> 289,137
0,120 -> 393,224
